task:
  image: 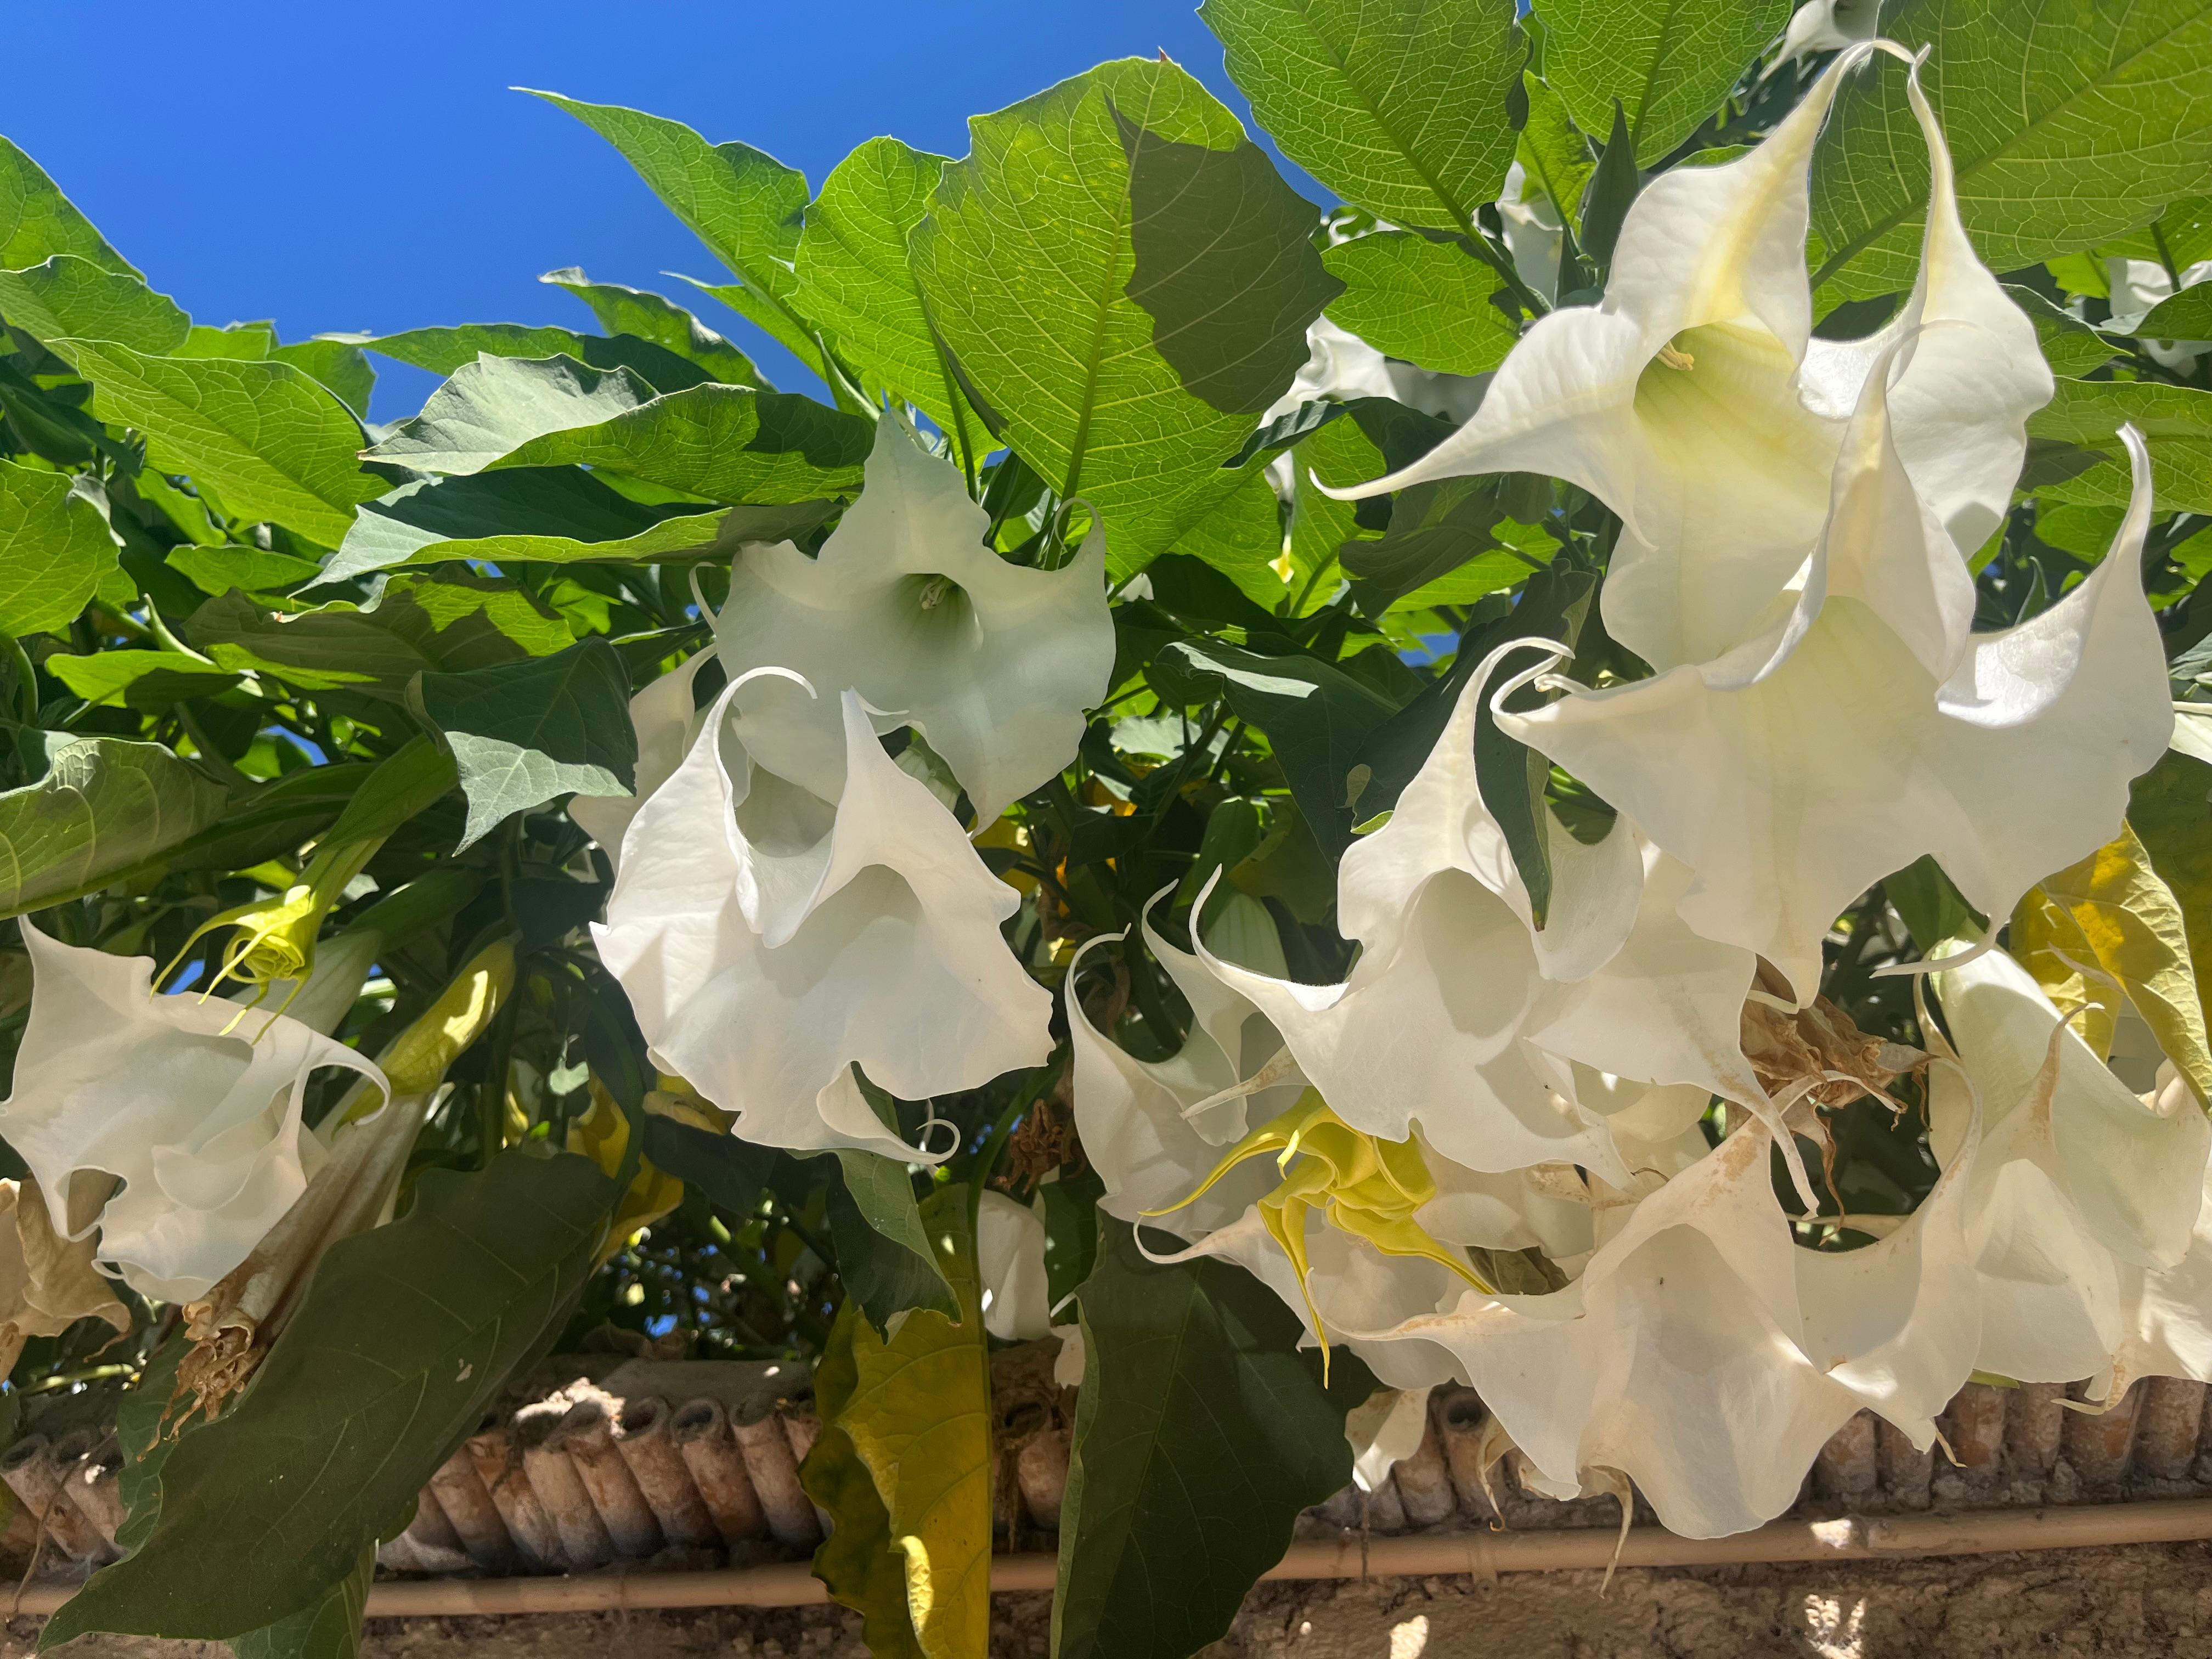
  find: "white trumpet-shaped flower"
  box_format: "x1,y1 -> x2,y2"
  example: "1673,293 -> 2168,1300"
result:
1323,42 -> 2049,675
1188,645 -> 1769,1181
568,651 -> 710,870
1503,361 -> 2171,1000
0,921 -> 390,1302
709,415 -> 1113,820
975,1188 -> 1054,1343
1929,948 -> 2211,1391
1765,0 -> 1881,77
594,675 -> 1054,1158
1262,317 -> 1489,428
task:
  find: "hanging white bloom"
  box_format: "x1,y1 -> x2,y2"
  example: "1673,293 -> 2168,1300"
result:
1344,1387 -> 1431,1492
594,675 -> 1053,1159
1262,317 -> 1489,429
0,922 -> 390,1302
568,651 -> 711,870
1504,353 -> 2170,999
2106,1064 -> 2212,1399
1322,42 -> 2050,675
709,415 -> 1113,821
1764,0 -> 1882,77
976,1189 -> 1054,1343
1189,645 -> 1770,1180
1497,160 -> 1566,303
2106,257 -> 2212,370
1929,947 -> 2211,1391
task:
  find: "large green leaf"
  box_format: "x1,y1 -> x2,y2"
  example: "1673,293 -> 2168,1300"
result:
65,341 -> 380,545
2027,377 -> 2212,512
44,649 -> 241,709
326,469 -> 832,582
1200,0 -> 1522,230
0,459 -> 119,635
794,138 -> 972,441
1156,638 -> 1398,855
1322,232 -> 1520,374
192,573 -> 573,699
0,736 -> 229,918
1811,0 -> 2212,298
170,544 -> 326,599
1168,463 -> 1294,610
43,1150 -> 615,1643
343,323 -> 711,392
417,639 -> 640,848
1518,70 -> 1596,231
912,58 -> 1339,571
1540,0 -> 1789,165
2006,283 -> 2121,377
2131,751 -> 2212,1024
0,255 -> 189,359
0,135 -> 134,275
2140,283 -> 2212,342
1052,1223 -> 1372,1659
538,267 -> 767,386
802,1186 -> 991,1659
227,1547 -> 373,1659
490,384 -> 871,505
269,340 -> 376,421
1342,473 -> 1558,611
362,353 -> 656,474
524,91 -> 824,371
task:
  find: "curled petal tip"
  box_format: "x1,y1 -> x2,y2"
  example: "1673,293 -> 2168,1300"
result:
1308,464 -> 1385,503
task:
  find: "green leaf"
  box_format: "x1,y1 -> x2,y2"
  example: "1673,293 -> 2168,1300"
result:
1577,100 -> 1643,270
523,90 -> 824,373
64,341 -> 380,545
2131,751 -> 2212,1028
0,459 -> 119,635
1812,0 -> 2212,299
1051,1222 -> 1372,1659
0,736 -> 229,919
1518,71 -> 1596,232
0,255 -> 189,359
794,138 -> 972,439
0,135 -> 134,275
43,1150 -> 616,1644
343,324 -> 712,393
1156,638 -> 1398,855
1167,464 -> 1293,610
416,639 -> 640,849
45,649 -> 242,709
2005,283 -> 2120,377
193,572 -> 573,699
802,1186 -> 991,1659
169,544 -> 326,599
1541,0 -> 1789,165
176,321 -> 276,359
824,1148 -> 960,1338
328,469 -> 833,582
1038,1166 -> 1105,1310
363,353 -> 656,475
538,267 -> 768,386
228,1546 -> 373,1659
1344,475 -> 1557,611
2026,376 -> 2212,512
1199,0 -> 1522,230
913,58 -> 1339,571
1885,854 -> 1985,951
2139,283 -> 2212,341
489,384 -> 872,505
1322,232 -> 1520,375
269,339 -> 376,420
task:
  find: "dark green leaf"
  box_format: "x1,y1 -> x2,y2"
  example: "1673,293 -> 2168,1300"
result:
1577,101 -> 1641,270
0,135 -> 134,275
1812,0 -> 2212,298
0,255 -> 188,358
1321,232 -> 1520,375
193,573 -> 572,699
326,469 -> 831,583
43,1150 -> 615,1643
1344,474 -> 1557,612
342,324 -> 712,393
1038,1166 -> 1106,1310
0,459 -> 118,635
227,1545 -> 373,1659
823,1148 -> 959,1336
1541,0 -> 1790,164
1052,1223 -> 1373,1659
1156,638 -> 1398,855
1199,0 -> 1522,230
0,736 -> 229,918
417,639 -> 640,848
913,58 -> 1337,570
66,341 -> 380,545
523,91 -> 825,373
539,267 -> 767,386
1886,854 -> 1985,951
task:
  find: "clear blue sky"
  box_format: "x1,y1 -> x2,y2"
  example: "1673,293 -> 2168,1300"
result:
4,2 -> 1323,420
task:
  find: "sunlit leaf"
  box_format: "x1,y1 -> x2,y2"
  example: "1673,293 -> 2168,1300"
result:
0,737 -> 229,918
0,460 -> 118,636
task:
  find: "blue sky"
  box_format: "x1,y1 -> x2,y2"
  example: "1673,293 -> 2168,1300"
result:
5,2 -> 1322,420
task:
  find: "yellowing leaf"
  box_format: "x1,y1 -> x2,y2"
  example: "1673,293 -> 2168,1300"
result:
800,1186 -> 991,1659
2014,822 -> 2212,1105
